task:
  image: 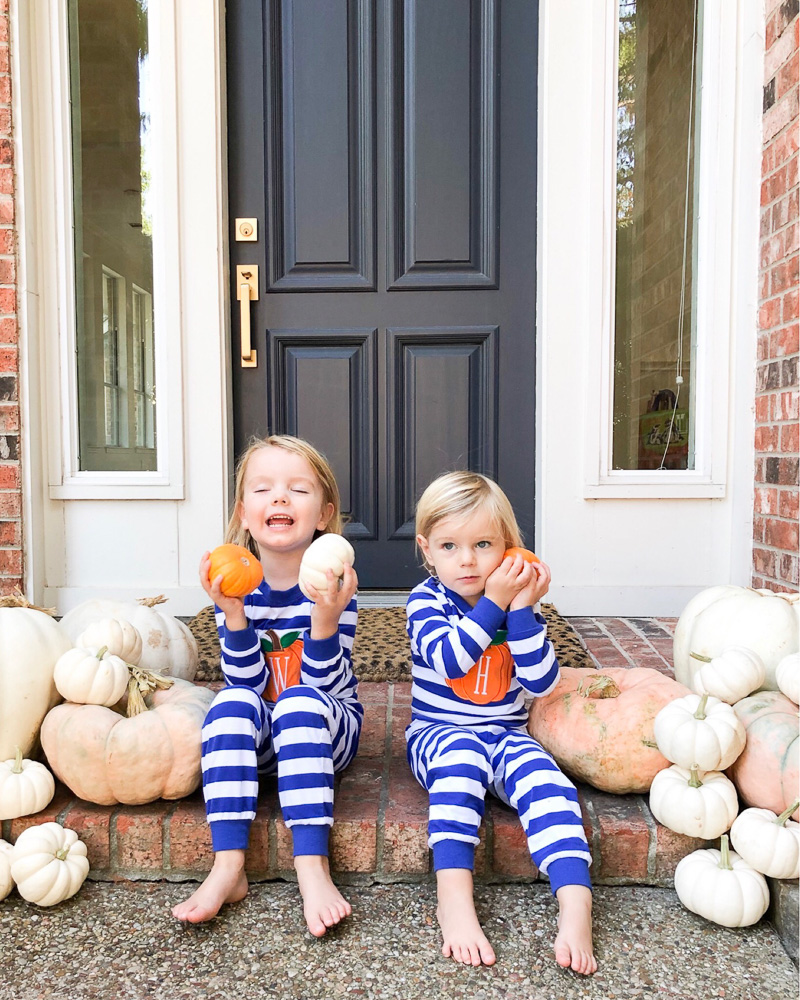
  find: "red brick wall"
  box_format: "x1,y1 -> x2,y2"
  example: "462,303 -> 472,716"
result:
754,0 -> 800,593
0,0 -> 20,597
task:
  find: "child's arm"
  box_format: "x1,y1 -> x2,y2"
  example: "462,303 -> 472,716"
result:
506,560 -> 560,697
299,564 -> 359,699
201,550 -> 269,694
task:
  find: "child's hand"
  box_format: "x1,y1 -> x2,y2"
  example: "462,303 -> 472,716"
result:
199,551 -> 247,630
306,564 -> 358,641
484,554 -> 534,610
509,559 -> 552,611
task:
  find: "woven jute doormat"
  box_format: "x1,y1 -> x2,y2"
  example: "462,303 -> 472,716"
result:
188,603 -> 594,683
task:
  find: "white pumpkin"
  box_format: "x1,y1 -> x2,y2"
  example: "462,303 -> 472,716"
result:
674,586 -> 799,691
0,607 -> 72,759
59,596 -> 198,681
298,534 -> 355,600
775,652 -> 800,706
53,645 -> 130,707
730,801 -> 800,880
690,647 -> 767,704
0,840 -> 14,900
654,692 -> 746,771
76,618 -> 142,665
0,747 -> 56,820
674,835 -> 770,927
10,822 -> 89,906
649,764 -> 738,840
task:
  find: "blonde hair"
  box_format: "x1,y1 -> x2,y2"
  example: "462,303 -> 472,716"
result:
226,434 -> 344,556
415,471 -> 523,572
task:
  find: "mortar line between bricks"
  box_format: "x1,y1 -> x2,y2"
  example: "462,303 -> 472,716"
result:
637,794 -> 659,881
581,794 -> 602,877
588,618 -> 638,667
618,617 -> 673,670
108,805 -> 121,874
162,799 -> 180,871
374,682 -> 395,875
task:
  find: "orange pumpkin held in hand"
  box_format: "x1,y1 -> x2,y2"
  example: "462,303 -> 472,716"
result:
503,547 -> 540,563
208,544 -> 264,598
447,631 -> 514,705
262,629 -> 304,702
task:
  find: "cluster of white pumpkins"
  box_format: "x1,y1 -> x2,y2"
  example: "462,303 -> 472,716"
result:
0,594 -> 206,907
652,585 -> 800,928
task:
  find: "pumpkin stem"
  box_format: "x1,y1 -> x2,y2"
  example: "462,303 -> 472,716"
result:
693,692 -> 709,720
12,745 -> 23,774
0,587 -> 57,615
55,847 -> 70,861
577,674 -> 621,700
137,595 -> 168,607
776,800 -> 800,826
718,834 -> 733,870
264,629 -> 280,653
125,666 -> 175,716
689,651 -> 712,663
641,739 -> 659,749
688,764 -> 703,788
95,645 -> 109,660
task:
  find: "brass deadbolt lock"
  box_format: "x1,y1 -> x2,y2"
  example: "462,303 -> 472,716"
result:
235,218 -> 257,241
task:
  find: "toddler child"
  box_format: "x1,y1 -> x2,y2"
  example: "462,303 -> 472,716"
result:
406,471 -> 595,974
173,435 -> 362,936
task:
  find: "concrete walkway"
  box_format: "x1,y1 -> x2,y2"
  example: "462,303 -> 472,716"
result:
1,881 -> 796,1000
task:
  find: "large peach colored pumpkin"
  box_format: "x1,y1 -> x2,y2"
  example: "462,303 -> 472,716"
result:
39,678 -> 214,806
727,690 -> 799,823
527,667 -> 692,794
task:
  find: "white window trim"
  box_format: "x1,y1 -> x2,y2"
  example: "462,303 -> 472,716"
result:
24,0 -> 185,499
582,0 -> 740,499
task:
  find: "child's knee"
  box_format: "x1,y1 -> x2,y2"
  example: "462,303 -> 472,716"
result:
205,684 -> 267,726
272,683 -> 329,725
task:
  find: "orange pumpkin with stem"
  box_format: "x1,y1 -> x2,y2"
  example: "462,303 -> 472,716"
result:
447,630 -> 514,705
208,544 -> 263,598
262,629 -> 304,702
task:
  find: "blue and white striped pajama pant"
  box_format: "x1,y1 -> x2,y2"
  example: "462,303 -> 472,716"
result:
407,722 -> 592,894
201,683 -> 361,856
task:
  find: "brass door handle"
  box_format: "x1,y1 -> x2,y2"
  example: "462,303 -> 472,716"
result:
236,265 -> 258,368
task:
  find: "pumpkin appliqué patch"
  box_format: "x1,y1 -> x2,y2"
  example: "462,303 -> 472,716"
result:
446,630 -> 514,705
261,629 -> 304,702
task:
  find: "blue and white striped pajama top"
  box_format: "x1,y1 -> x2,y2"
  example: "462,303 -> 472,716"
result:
406,577 -> 592,893
201,581 -> 362,856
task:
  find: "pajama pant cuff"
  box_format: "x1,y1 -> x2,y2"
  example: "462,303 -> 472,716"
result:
210,819 -> 251,853
291,823 -> 330,857
432,840 -> 475,872
546,857 -> 593,896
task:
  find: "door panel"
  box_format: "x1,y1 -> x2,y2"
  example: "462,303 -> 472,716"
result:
228,0 -> 537,588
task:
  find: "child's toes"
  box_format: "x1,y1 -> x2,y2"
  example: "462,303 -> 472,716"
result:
555,943 -> 572,969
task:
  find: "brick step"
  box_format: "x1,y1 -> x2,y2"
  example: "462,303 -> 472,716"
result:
2,681 -> 709,887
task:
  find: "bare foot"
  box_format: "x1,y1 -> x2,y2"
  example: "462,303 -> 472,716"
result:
294,855 -> 351,937
436,868 -> 496,967
553,884 -> 596,975
171,850 -> 249,923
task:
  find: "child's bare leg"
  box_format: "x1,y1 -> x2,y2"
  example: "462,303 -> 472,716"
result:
171,849 -> 248,923
553,884 -> 596,975
436,868 -> 496,967
295,855 -> 351,937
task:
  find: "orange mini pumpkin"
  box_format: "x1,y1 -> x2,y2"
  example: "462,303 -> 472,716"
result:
262,629 -> 304,702
447,631 -> 514,705
208,544 -> 263,598
503,547 -> 540,563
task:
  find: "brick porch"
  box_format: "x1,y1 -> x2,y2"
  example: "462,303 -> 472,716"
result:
3,617 -> 709,886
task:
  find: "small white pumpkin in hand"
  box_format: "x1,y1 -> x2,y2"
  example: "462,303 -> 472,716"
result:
690,647 -> 766,704
298,533 -> 355,600
0,840 -> 14,900
775,653 -> 799,706
649,764 -> 738,840
674,834 -> 769,927
0,747 -> 55,820
10,822 -> 89,906
654,692 -> 746,771
76,618 -> 142,665
53,645 -> 130,707
730,800 -> 800,879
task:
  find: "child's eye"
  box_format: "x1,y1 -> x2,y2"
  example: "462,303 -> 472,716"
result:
441,542 -> 455,551
476,540 -> 492,549
291,488 -> 309,494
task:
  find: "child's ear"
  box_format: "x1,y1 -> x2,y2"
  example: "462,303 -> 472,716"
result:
416,534 -> 432,566
237,500 -> 249,532
317,502 -> 335,532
